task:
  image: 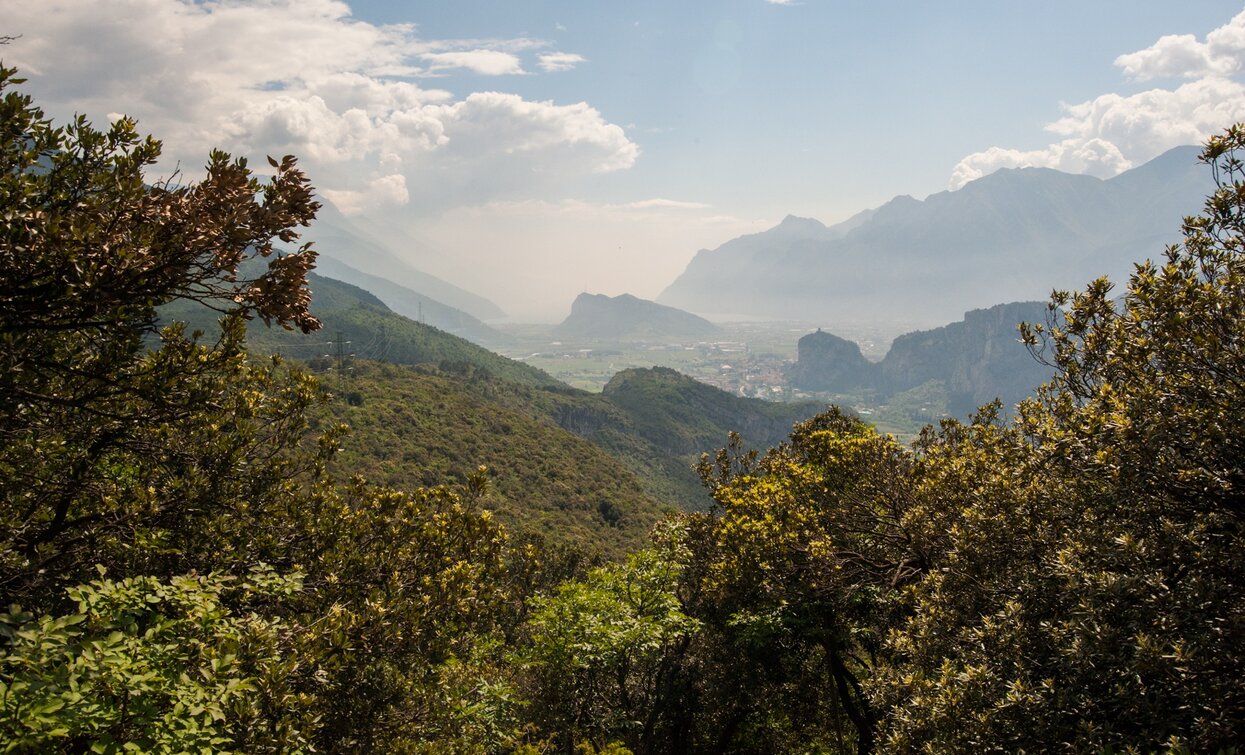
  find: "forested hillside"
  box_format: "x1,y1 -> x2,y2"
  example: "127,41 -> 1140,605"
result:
163,271 -> 554,388
3,69 -> 1242,754
320,361 -> 670,556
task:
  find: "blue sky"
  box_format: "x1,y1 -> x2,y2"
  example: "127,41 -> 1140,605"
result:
6,1 -> 1245,318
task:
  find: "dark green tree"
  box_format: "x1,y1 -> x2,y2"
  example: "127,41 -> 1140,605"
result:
0,67 -> 534,751
0,64 -> 322,604
872,127 -> 1245,751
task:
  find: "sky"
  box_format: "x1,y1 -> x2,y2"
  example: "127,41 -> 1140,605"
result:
5,1 -> 1245,320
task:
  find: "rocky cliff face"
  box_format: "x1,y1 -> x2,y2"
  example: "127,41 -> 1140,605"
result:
787,301 -> 1056,414
880,301 -> 1055,414
787,329 -> 877,391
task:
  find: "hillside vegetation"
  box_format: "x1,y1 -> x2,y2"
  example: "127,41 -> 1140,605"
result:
171,270 -> 823,514
319,361 -> 669,556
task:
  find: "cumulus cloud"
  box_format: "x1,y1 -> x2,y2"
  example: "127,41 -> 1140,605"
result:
434,93 -> 637,172
949,9 -> 1245,189
1115,10 -> 1245,80
538,52 -> 587,72
1046,77 -> 1245,156
3,0 -> 636,210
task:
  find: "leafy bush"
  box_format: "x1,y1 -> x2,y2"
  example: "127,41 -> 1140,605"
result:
0,567 -> 310,754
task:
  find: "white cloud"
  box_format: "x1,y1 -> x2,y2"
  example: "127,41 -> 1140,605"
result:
950,9 -> 1245,189
1046,77 -> 1245,158
432,92 -> 638,173
421,50 -> 525,76
3,0 -> 637,209
950,138 -> 1130,189
1115,10 -> 1245,80
538,52 -> 587,72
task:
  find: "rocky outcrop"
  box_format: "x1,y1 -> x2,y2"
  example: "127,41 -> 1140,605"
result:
787,301 -> 1057,414
787,329 -> 877,391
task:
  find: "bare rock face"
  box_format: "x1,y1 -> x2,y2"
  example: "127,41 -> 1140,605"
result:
880,301 -> 1055,413
787,329 -> 877,391
787,301 -> 1057,414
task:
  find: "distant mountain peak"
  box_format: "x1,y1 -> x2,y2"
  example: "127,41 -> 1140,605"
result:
555,292 -> 719,341
779,214 -> 824,227
773,214 -> 830,237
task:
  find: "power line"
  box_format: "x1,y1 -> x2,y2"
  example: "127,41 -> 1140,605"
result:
324,331 -> 353,381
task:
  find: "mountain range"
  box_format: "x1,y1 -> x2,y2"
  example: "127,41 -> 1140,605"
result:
659,146 -> 1210,326
312,255 -> 509,347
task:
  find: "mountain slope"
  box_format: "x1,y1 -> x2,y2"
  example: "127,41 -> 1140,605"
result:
162,272 -> 556,388
660,146 -> 1210,325
601,367 -> 819,456
164,274 -> 821,514
322,361 -> 670,557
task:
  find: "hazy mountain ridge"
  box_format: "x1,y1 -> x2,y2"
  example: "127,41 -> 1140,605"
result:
553,292 -> 720,341
162,272 -> 557,388
313,255 -> 510,347
309,201 -> 507,321
660,146 -> 1209,325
